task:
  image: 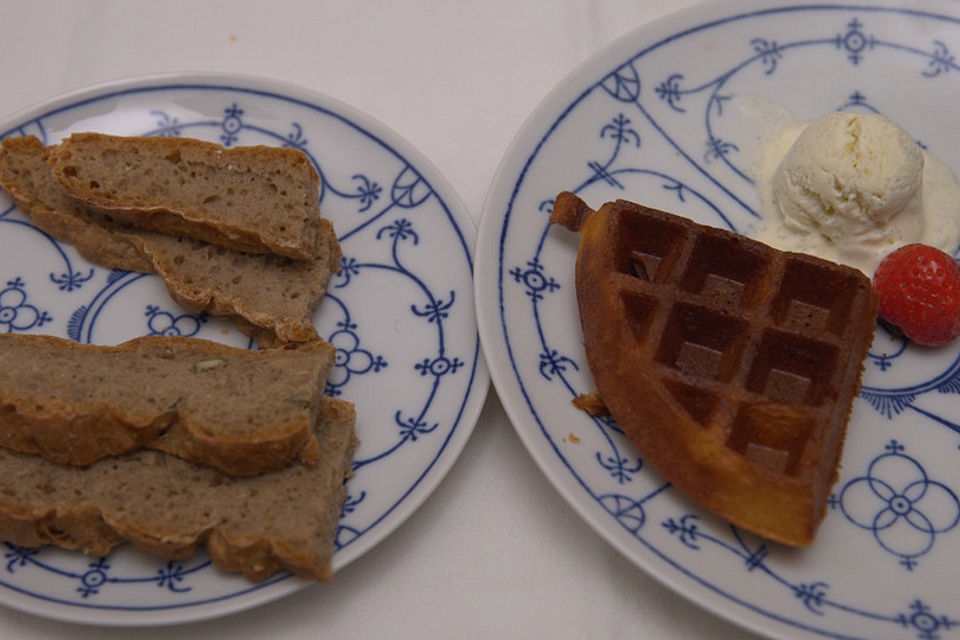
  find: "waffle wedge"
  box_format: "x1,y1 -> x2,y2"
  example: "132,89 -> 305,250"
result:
552,192 -> 878,546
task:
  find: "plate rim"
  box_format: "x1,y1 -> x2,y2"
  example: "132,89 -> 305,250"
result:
0,70 -> 490,627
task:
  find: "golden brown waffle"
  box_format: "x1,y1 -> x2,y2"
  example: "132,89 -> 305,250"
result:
551,192 -> 879,546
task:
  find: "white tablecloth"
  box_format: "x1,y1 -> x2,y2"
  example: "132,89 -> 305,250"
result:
0,1 -> 761,637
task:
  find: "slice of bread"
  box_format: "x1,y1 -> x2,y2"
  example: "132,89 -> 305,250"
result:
0,136 -> 341,346
0,334 -> 335,477
0,136 -> 154,272
49,132 -> 327,260
0,396 -> 357,581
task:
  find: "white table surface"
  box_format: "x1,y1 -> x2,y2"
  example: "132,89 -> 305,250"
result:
0,1 -> 763,638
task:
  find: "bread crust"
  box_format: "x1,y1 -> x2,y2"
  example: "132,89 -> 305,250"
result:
0,136 -> 342,346
0,399 -> 357,581
0,502 -> 123,556
0,334 -> 334,476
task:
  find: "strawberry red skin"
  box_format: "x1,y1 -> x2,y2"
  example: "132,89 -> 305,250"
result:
874,244 -> 960,347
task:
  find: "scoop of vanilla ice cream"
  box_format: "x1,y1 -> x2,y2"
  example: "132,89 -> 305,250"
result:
772,111 -> 924,243
741,99 -> 960,275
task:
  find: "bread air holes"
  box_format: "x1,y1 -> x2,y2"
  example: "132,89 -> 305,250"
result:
44,526 -> 67,540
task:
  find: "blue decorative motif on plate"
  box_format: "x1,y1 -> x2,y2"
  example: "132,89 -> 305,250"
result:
835,440 -> 960,571
0,277 -> 52,333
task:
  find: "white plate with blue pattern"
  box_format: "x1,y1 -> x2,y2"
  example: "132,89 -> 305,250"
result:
476,2 -> 960,638
0,73 -> 488,626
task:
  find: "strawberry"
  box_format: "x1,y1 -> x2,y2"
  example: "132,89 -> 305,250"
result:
873,243 -> 960,347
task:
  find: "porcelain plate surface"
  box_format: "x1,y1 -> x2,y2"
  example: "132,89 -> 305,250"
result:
475,2 -> 960,639
0,73 -> 487,626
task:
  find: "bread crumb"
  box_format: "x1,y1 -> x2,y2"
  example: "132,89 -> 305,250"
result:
568,433 -> 580,444
191,358 -> 228,372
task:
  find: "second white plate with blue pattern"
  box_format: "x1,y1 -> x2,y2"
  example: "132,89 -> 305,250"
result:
475,2 -> 960,638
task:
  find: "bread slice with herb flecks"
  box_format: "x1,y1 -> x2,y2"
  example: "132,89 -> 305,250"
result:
49,132 -> 328,260
0,395 -> 357,582
0,135 -> 341,347
0,334 -> 335,477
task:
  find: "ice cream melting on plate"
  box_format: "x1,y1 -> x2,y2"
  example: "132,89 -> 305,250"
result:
744,103 -> 960,275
